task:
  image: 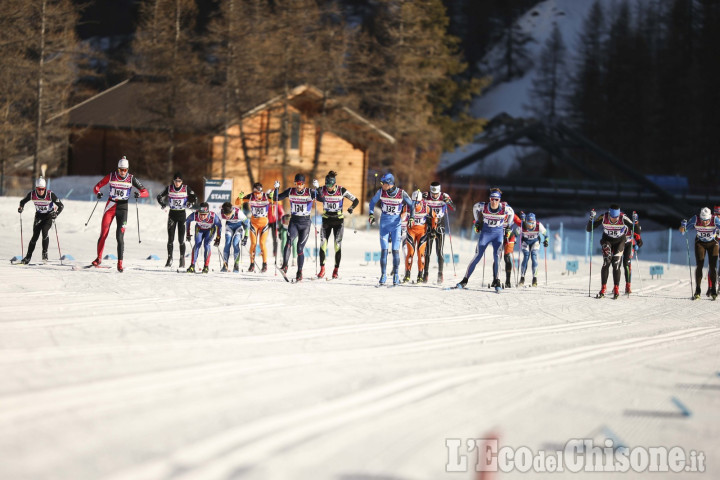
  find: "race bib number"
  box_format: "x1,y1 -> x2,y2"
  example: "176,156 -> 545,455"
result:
111,187 -> 129,200
170,198 -> 184,209
382,204 -> 399,214
252,206 -> 267,217
485,218 -> 500,227
293,203 -> 309,214
697,230 -> 713,240
325,201 -> 340,211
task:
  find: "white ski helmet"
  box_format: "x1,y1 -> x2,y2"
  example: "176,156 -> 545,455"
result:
35,177 -> 46,189
430,182 -> 441,195
118,156 -> 129,169
411,190 -> 423,202
699,207 -> 712,221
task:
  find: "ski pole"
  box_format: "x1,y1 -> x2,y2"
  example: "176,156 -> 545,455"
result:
274,185 -> 279,276
634,249 -> 644,293
135,197 -> 142,243
629,211 -> 637,287
684,231 -> 693,298
85,197 -> 100,226
482,252 -> 486,286
544,243 -> 548,286
445,213 -> 457,276
216,245 -> 225,270
53,220 -> 63,264
589,210 -> 595,297
314,191 -> 318,275
19,212 -> 25,259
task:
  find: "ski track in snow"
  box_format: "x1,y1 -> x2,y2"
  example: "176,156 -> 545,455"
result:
1,197 -> 718,480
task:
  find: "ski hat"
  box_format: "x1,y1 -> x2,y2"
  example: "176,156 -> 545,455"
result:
173,172 -> 182,181
118,156 -> 129,169
294,173 -> 305,183
608,205 -> 621,218
380,173 -> 395,185
714,206 -> 720,216
35,177 -> 46,189
699,207 -> 712,221
252,182 -> 263,192
198,202 -> 210,216
430,182 -> 441,195
526,213 -> 536,223
325,171 -> 337,187
411,190 -> 423,202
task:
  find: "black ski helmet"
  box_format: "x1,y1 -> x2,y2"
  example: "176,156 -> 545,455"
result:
294,173 -> 306,183
199,202 -> 210,215
252,182 -> 263,192
173,172 -> 182,181
221,201 -> 232,215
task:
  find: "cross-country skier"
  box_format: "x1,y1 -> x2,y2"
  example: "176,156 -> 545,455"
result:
621,212 -> 642,293
402,190 -> 430,283
156,172 -> 197,268
277,173 -> 318,282
587,204 -> 634,299
495,212 -> 522,288
314,170 -> 359,279
92,156 -> 149,272
514,213 -> 548,287
220,201 -> 249,272
679,207 -> 720,300
455,187 -> 515,290
368,173 -> 414,286
185,202 -> 222,273
17,177 -> 64,264
422,182 -> 455,284
236,182 -> 274,272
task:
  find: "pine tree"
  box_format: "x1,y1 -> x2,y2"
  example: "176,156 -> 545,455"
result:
526,23 -> 567,124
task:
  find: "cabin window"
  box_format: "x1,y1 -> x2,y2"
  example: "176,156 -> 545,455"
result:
290,113 -> 301,150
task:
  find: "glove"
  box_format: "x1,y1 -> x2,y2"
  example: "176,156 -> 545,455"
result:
241,237 -> 248,246
589,209 -> 596,219
633,244 -> 639,251
632,212 -> 638,222
274,180 -> 280,188
520,211 -> 526,221
18,206 -> 23,213
186,235 -> 191,243
134,191 -> 140,198
312,179 -> 319,188
347,206 -> 354,214
186,202 -> 193,209
49,211 -> 58,219
368,214 -> 375,225
474,221 -> 482,233
635,235 -> 643,247
543,238 -> 549,248
504,228 -> 511,239
679,219 -> 687,234
96,192 -> 103,200
214,237 -> 221,247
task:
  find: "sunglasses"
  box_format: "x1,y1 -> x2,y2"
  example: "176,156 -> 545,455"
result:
489,197 -> 500,201
295,182 -> 305,187
118,168 -> 128,173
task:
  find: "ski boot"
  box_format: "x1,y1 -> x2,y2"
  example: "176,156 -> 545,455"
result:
711,289 -> 718,301
165,256 -> 173,268
393,272 -> 401,285
504,280 -> 512,289
233,262 -> 240,273
612,285 -> 620,299
490,278 -> 502,289
42,252 -> 48,262
280,264 -> 288,275
117,260 -> 124,273
437,272 -> 443,284
202,265 -> 209,274
422,272 -> 429,283
221,264 -> 228,272
402,271 -> 411,283
455,277 -> 468,289
318,266 -> 326,279
20,257 -> 31,265
693,289 -> 701,300
187,264 -> 195,273
179,257 -> 186,269
295,270 -> 303,282
519,276 -> 525,286
596,284 -> 607,298
532,277 -> 538,287
92,257 -> 101,267
332,266 -> 339,279
625,283 -> 632,294
378,273 -> 387,286
261,262 -> 268,273
417,273 -> 424,284
248,263 -> 255,272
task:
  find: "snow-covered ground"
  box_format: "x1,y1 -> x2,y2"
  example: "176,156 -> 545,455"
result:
1,196 -> 718,480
